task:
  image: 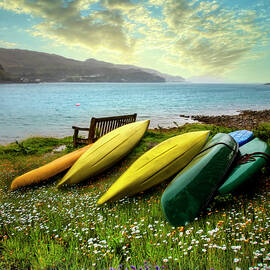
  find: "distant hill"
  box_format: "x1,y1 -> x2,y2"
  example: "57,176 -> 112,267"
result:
84,59 -> 185,82
0,48 -> 185,83
0,63 -> 13,82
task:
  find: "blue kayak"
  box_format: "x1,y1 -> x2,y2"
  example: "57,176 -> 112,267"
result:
229,130 -> 253,146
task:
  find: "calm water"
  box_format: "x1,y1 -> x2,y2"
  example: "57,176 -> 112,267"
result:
0,82 -> 269,144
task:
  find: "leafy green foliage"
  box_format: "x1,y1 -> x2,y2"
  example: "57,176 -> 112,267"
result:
253,122 -> 270,143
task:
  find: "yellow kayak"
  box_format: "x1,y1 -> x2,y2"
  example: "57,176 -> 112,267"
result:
10,144 -> 92,190
57,120 -> 150,187
97,130 -> 210,205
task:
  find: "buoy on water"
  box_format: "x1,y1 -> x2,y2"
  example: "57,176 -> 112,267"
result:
76,103 -> 80,106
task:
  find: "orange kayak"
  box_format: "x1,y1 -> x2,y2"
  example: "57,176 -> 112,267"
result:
10,144 -> 92,190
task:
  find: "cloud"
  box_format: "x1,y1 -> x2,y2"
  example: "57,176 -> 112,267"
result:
101,0 -> 135,10
163,0 -> 192,28
0,0 -> 269,77
0,0 -> 135,54
0,40 -> 17,48
120,0 -> 269,75
162,0 -> 269,75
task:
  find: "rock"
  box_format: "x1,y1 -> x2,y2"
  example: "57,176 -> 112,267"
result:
190,110 -> 270,129
53,145 -> 67,152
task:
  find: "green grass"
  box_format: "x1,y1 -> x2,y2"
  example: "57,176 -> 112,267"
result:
0,124 -> 269,270
254,122 -> 270,144
0,136 -> 73,157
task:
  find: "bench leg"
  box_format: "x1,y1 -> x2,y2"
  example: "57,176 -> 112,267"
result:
73,129 -> 79,147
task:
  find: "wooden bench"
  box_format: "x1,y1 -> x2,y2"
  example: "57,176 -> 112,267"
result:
72,113 -> 137,147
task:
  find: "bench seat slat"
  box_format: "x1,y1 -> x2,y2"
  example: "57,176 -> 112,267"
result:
73,113 -> 137,147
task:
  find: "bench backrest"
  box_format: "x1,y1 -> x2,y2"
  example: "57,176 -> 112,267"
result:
88,113 -> 137,142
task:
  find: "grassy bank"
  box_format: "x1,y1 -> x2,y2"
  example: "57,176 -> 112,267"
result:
0,123 -> 269,269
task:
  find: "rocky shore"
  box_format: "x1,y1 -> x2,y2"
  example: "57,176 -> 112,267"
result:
181,110 -> 270,130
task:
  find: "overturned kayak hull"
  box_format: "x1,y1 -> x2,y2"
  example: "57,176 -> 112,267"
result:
229,130 -> 253,146
57,120 -> 150,187
218,138 -> 270,194
10,144 -> 92,190
161,133 -> 238,227
97,130 -> 210,205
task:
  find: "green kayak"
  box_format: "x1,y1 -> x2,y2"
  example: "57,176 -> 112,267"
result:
218,138 -> 270,195
161,133 -> 238,227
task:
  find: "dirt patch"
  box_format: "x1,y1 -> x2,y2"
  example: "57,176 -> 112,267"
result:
146,141 -> 159,150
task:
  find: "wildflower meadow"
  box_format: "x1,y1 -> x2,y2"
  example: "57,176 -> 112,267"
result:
0,124 -> 269,269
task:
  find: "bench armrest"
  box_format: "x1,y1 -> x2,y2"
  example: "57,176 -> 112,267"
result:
72,126 -> 90,131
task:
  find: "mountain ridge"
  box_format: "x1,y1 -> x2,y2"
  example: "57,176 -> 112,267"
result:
0,48 -> 185,83
84,58 -> 185,82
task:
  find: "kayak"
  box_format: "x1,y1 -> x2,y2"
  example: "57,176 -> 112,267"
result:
10,144 -> 92,190
218,137 -> 270,194
97,130 -> 210,205
161,133 -> 238,227
57,120 -> 150,187
229,130 -> 253,146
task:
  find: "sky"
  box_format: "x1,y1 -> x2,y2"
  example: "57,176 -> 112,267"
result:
0,0 -> 269,83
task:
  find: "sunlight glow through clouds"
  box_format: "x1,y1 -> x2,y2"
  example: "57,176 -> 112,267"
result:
0,0 -> 269,82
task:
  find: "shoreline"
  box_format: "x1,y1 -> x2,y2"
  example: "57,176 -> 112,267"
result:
150,109 -> 270,132
188,109 -> 270,130
1,110 -> 269,146
1,82 -> 270,144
